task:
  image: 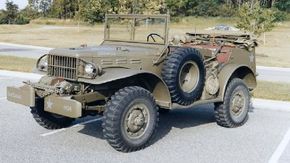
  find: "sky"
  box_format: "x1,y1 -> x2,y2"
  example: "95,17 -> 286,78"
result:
0,0 -> 28,10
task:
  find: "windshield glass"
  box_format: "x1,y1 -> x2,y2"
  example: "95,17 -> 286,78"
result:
105,15 -> 168,44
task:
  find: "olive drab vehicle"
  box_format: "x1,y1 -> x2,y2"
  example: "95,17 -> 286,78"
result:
7,14 -> 257,152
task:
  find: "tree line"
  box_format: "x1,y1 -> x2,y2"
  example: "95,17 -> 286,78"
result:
0,0 -> 289,25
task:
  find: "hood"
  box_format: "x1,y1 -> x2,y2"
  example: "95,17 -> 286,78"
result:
49,43 -> 164,58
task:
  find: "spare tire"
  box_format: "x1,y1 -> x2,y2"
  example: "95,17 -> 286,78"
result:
161,48 -> 205,106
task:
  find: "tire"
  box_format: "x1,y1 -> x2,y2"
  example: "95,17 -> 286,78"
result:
214,78 -> 250,128
102,86 -> 159,152
162,47 -> 205,106
31,98 -> 74,130
158,108 -> 170,114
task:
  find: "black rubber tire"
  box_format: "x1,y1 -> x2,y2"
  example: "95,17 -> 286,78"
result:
214,78 -> 250,128
162,48 -> 205,105
30,98 -> 74,130
158,108 -> 170,114
102,86 -> 159,153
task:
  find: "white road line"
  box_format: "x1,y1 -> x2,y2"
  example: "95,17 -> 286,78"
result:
41,128 -> 66,137
268,126 -> 290,163
40,117 -> 102,137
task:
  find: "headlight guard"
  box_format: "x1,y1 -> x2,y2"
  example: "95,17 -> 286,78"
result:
36,54 -> 48,72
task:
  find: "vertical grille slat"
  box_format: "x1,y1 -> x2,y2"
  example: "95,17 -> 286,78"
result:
47,54 -> 77,80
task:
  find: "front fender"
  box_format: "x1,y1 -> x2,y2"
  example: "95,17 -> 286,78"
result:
79,68 -> 149,85
78,68 -> 172,108
218,64 -> 257,101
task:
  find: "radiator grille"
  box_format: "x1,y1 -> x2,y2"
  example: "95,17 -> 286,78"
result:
47,55 -> 78,80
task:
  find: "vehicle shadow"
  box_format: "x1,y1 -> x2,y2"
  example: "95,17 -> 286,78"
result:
153,104 -> 215,143
77,104 -> 216,144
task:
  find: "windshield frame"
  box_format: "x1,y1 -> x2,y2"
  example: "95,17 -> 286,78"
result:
104,14 -> 170,45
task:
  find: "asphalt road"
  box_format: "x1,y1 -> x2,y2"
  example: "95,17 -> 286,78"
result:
0,42 -> 51,59
0,42 -> 290,83
1,74 -> 290,163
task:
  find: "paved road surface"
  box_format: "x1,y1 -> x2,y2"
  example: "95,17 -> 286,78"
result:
0,42 -> 51,59
0,73 -> 290,163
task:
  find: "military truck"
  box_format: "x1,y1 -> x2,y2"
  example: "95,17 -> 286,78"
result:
7,14 -> 257,152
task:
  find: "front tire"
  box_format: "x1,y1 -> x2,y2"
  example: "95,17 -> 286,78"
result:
102,86 -> 159,152
214,78 -> 250,128
31,98 -> 74,129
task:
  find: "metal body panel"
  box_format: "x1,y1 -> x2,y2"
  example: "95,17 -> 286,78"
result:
7,85 -> 35,107
79,68 -> 157,84
44,95 -> 82,118
218,64 -> 257,99
49,43 -> 165,58
79,68 -> 172,108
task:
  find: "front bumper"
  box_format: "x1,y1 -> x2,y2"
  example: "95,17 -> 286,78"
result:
7,85 -> 35,107
44,95 -> 82,118
7,85 -> 82,118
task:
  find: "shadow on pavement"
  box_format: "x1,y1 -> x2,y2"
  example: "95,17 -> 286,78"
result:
153,104 -> 215,143
77,104 -> 216,145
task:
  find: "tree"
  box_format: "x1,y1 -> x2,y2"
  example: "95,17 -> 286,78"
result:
0,1 -> 30,24
49,0 -> 79,19
274,0 -> 290,12
39,0 -> 52,16
20,6 -> 40,19
76,0 -> 163,24
3,0 -> 19,24
28,0 -> 40,10
237,2 -> 276,44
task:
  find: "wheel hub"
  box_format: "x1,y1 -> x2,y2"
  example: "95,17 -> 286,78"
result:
127,110 -> 145,132
231,91 -> 245,115
179,61 -> 200,93
125,104 -> 149,138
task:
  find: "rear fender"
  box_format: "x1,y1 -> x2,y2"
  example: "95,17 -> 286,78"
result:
218,64 -> 257,101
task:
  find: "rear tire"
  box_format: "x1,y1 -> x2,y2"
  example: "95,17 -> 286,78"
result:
214,78 -> 250,128
102,86 -> 159,152
31,98 -> 74,129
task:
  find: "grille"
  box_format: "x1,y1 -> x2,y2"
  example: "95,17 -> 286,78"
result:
48,55 -> 78,80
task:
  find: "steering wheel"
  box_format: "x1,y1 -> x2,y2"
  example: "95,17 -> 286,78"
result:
146,33 -> 164,42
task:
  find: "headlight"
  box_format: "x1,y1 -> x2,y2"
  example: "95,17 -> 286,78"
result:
84,63 -> 96,77
37,55 -> 48,72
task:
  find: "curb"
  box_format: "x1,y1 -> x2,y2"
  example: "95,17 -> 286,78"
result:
257,66 -> 290,72
0,42 -> 53,51
253,98 -> 290,112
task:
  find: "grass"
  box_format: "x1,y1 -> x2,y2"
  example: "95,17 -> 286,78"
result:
253,81 -> 290,101
0,24 -> 105,47
0,56 -> 36,72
